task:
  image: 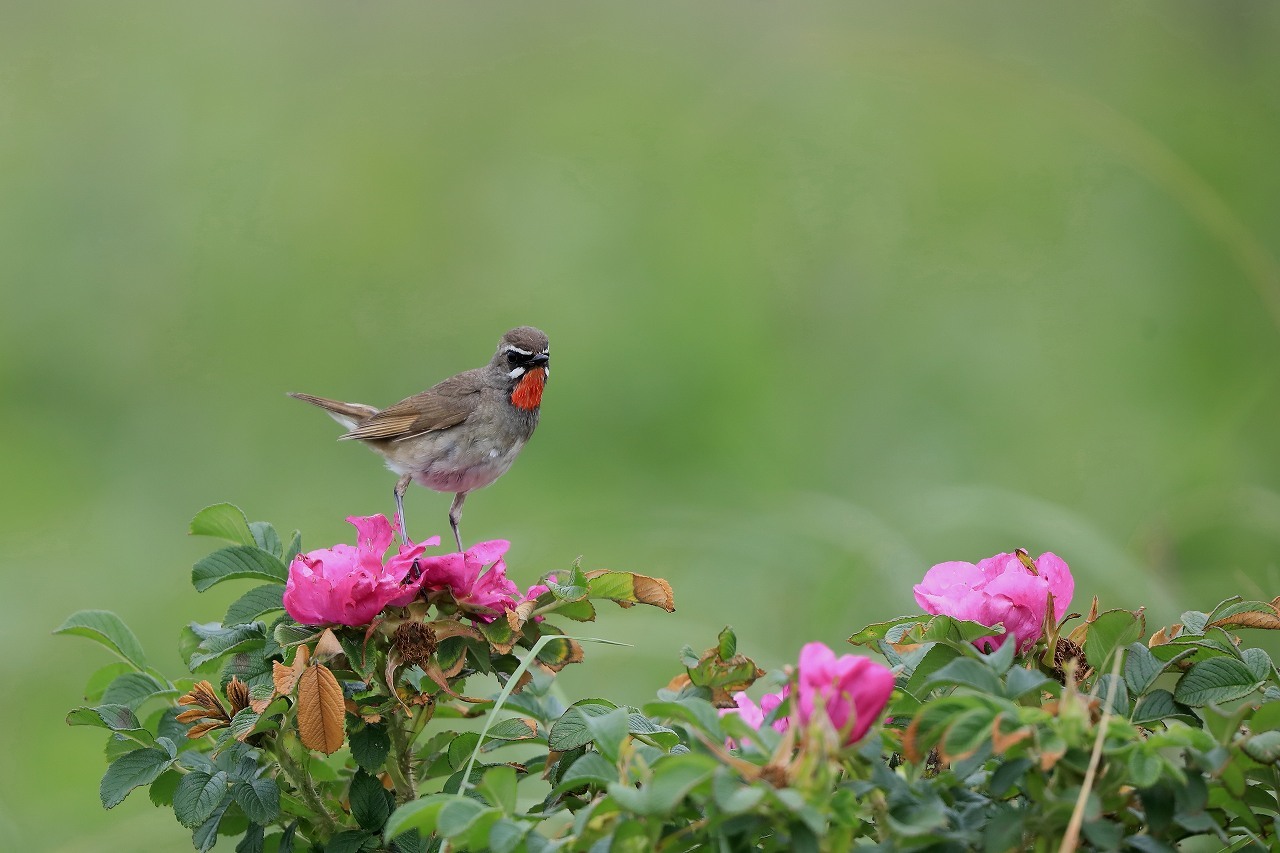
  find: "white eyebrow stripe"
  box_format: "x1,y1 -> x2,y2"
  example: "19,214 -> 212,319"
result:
507,366 -> 527,379
501,345 -> 533,356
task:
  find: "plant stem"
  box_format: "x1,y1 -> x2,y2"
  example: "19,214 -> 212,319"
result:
272,736 -> 338,839
387,716 -> 418,804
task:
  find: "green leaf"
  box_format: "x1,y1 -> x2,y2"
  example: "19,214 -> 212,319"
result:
189,621 -> 267,670
326,830 -> 379,853
233,777 -> 281,824
1004,666 -> 1053,700
350,770 -> 395,832
384,793 -> 458,841
283,531 -> 303,564
54,610 -> 148,670
236,824 -> 265,853
66,704 -> 141,732
228,708 -> 262,742
100,748 -> 174,809
916,616 -> 1006,645
1242,647 -> 1275,682
553,751 -> 618,793
436,797 -> 487,837
479,765 -> 518,815
273,621 -> 320,648
848,614 -> 932,645
551,599 -> 596,622
716,626 -> 737,659
546,565 -> 589,601
488,819 -> 528,853
102,672 -> 175,709
1173,657 -> 1263,706
193,793 -> 234,853
612,753 -> 717,816
1124,642 -> 1195,696
174,770 -> 230,828
711,766 -> 765,814
190,503 -> 255,545
349,723 -> 391,772
643,697 -> 724,738
1127,746 -> 1163,788
627,713 -> 681,750
548,701 -> 619,751
584,708 -> 631,763
250,521 -> 283,558
481,717 -> 542,751
192,546 -> 289,592
225,585 -> 286,626
924,658 -> 1003,695
1130,689 -> 1180,724
1083,609 -> 1144,674
222,648 -> 276,691
149,769 -> 181,807
1096,673 -> 1130,717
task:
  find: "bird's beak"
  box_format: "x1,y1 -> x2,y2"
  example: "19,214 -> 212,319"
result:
530,353 -> 550,367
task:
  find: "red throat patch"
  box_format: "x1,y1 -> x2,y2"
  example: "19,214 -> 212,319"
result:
511,367 -> 547,410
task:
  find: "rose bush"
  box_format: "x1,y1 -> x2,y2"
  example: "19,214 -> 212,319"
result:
61,505 -> 1280,853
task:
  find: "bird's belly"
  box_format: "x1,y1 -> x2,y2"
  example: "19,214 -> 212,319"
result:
379,435 -> 526,494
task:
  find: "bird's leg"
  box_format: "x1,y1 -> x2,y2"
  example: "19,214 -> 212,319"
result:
448,492 -> 468,552
394,474 -> 413,544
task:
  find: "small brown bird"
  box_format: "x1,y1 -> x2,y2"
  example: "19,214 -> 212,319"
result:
290,326 -> 550,551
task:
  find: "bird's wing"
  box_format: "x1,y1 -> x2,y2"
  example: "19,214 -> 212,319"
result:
340,370 -> 483,441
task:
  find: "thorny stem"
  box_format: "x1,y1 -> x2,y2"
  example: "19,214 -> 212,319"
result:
387,715 -> 418,804
271,735 -> 338,838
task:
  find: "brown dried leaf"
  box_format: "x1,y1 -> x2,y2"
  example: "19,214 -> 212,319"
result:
1210,609 -> 1280,631
665,673 -> 692,693
225,677 -> 250,715
507,600 -> 536,632
629,574 -> 674,611
313,628 -> 344,662
990,715 -> 1032,754
296,663 -> 345,754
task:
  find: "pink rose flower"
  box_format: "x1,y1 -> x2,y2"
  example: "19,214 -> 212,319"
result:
796,642 -> 895,746
283,515 -> 436,627
720,688 -> 790,746
417,540 -> 521,622
913,551 -> 1074,653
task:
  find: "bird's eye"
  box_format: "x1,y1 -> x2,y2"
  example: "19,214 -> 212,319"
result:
506,351 -> 523,366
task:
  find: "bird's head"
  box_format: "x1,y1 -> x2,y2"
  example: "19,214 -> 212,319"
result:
493,326 -> 550,410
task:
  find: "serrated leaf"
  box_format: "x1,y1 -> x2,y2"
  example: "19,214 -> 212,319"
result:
349,723 -> 391,772
548,701 -> 618,751
848,614 -> 932,645
924,658 -> 1003,695
1243,730 -> 1280,764
546,565 -> 589,602
234,777 -> 281,824
1243,647 -> 1275,682
250,521 -> 283,558
149,769 -> 181,807
54,610 -> 148,670
326,830 -> 379,853
193,793 -> 234,853
100,748 -> 173,809
297,664 -> 345,754
225,586 -> 286,626
189,622 -> 267,670
236,824 -> 265,853
1173,657 -> 1263,706
102,672 -> 175,709
192,546 -> 288,592
553,751 -> 618,793
551,599 -> 596,622
191,503 -> 255,545
479,765 -> 518,815
223,648 -> 276,692
436,797 -> 488,838
480,717 -> 540,750
174,770 -> 229,828
1082,609 -> 1144,674
350,770 -> 395,832
66,703 -> 140,732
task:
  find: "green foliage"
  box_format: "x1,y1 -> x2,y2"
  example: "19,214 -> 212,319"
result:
63,505 -> 1280,851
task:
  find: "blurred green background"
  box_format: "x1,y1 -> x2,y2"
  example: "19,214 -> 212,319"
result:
3,2 -> 1280,848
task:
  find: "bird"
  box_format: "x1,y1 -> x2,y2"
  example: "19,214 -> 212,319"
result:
289,326 -> 550,552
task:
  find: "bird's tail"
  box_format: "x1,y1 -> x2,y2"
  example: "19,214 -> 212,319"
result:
287,392 -> 379,432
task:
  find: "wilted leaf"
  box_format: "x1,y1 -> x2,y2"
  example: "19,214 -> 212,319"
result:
296,664 -> 345,754
313,628 -> 344,662
273,645 -> 309,697
583,570 -> 675,612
